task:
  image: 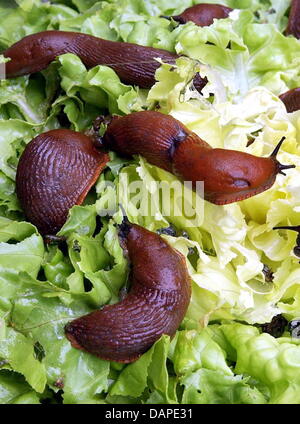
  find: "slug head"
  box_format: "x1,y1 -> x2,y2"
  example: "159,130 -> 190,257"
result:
170,3 -> 233,26
173,136 -> 295,204
119,221 -> 191,293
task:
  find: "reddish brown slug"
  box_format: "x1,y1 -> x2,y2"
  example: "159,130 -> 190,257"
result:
101,110 -> 295,205
279,88 -> 300,112
3,30 -> 207,92
164,3 -> 233,26
16,129 -> 109,236
286,0 -> 300,39
65,221 -> 191,363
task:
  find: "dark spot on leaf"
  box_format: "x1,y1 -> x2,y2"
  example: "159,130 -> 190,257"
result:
83,278 -> 93,292
288,320 -> 300,338
157,226 -> 177,237
34,341 -> 45,362
260,314 -> 288,338
262,264 -> 274,283
72,240 -> 81,253
53,377 -> 64,389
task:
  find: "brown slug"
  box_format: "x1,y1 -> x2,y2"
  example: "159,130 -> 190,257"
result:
279,88 -> 300,112
286,0 -> 300,39
273,225 -> 300,259
65,220 -> 191,363
16,129 -> 109,236
100,110 -> 295,205
165,3 -> 233,26
3,30 -> 207,92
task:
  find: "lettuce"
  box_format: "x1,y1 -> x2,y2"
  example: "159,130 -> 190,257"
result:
57,53 -> 146,118
181,369 -> 267,404
109,323 -> 300,404
0,325 -> 47,393
219,323 -> 300,404
0,371 -> 41,404
174,10 -> 300,98
0,0 -> 300,404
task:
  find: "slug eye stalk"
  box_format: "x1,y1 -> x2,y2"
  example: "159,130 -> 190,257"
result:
269,137 -> 296,175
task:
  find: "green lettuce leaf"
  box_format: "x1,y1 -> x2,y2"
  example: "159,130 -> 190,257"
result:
57,53 -> 146,119
0,370 -> 41,404
181,369 -> 267,404
0,323 -> 47,393
219,323 -> 300,404
109,324 -> 273,404
174,9 -> 300,97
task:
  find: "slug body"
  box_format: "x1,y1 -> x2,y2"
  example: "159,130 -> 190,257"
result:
286,0 -> 300,39
3,30 -> 206,92
102,111 -> 293,205
65,222 -> 191,363
279,88 -> 300,112
170,3 -> 233,26
16,129 -> 108,235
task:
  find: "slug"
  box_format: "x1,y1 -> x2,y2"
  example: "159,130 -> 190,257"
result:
3,30 -> 207,92
100,110 -> 295,205
273,225 -> 300,259
65,220 -> 191,363
279,88 -> 300,112
164,3 -> 233,26
286,0 -> 300,39
16,129 -> 109,236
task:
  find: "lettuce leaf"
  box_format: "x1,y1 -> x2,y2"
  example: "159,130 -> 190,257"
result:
0,370 -> 41,404
219,323 -> 300,404
174,10 -> 300,98
0,323 -> 47,393
181,369 -> 267,404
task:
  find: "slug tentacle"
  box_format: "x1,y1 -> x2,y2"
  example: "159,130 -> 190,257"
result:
273,225 -> 300,232
102,110 -> 295,205
270,136 -> 287,158
65,222 -> 191,363
3,30 -> 207,92
16,129 -> 109,236
277,163 -> 296,176
268,136 -> 296,176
